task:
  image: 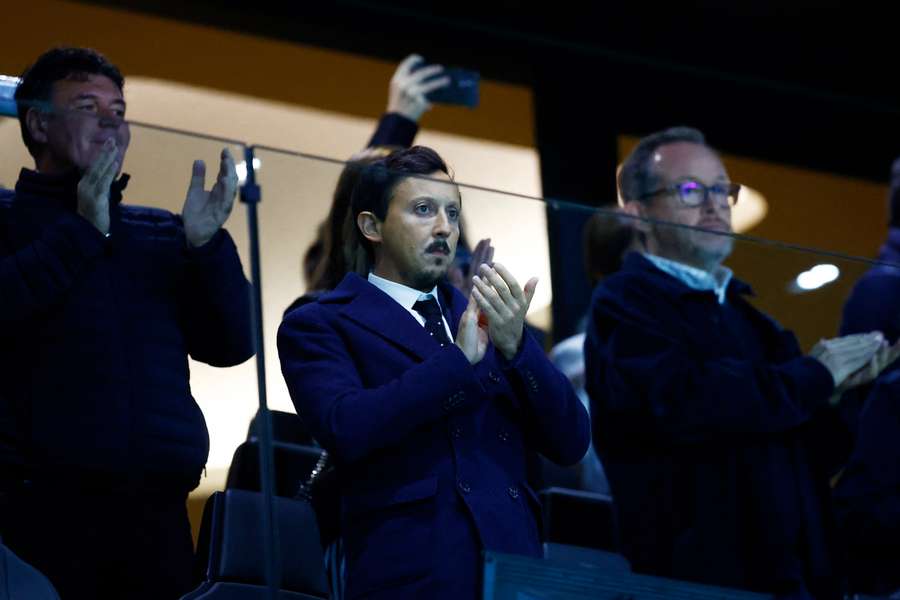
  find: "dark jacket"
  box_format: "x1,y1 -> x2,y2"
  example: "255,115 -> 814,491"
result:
367,113 -> 418,149
835,229 -> 900,595
840,227 -> 900,345
584,252 -> 841,598
0,168 -> 253,491
277,273 -> 589,600
833,370 -> 900,596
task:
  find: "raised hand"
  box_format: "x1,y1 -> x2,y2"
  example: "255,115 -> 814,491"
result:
470,263 -> 538,361
455,293 -> 489,365
455,238 -> 494,299
76,138 -> 119,235
182,148 -> 238,248
387,54 -> 452,122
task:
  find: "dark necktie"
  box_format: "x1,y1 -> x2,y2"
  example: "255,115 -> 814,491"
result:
412,296 -> 452,347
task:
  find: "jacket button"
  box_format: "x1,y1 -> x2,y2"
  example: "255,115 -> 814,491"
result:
498,430 -> 510,442
447,391 -> 465,408
451,426 -> 462,439
507,486 -> 519,499
524,371 -> 539,392
489,371 -> 501,384
458,480 -> 471,494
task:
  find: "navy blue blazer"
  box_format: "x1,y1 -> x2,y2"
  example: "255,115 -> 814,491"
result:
277,273 -> 589,600
833,370 -> 900,595
585,253 -> 841,598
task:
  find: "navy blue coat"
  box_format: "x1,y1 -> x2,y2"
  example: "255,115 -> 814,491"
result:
0,169 -> 253,490
833,370 -> 900,595
277,273 -> 589,600
835,228 -> 900,595
584,253 -> 841,598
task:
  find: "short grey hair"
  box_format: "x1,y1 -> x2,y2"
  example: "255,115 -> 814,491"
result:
618,126 -> 708,203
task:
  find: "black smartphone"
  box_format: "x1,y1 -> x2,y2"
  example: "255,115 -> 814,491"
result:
415,64 -> 480,108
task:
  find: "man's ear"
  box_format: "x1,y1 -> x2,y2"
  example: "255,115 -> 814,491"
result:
25,108 -> 50,145
357,211 -> 382,244
622,200 -> 651,235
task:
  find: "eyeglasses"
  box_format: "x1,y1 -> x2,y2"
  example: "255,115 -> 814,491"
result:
641,179 -> 741,208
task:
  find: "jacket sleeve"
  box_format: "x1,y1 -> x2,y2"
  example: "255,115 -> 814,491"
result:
180,228 -> 255,367
277,307 -> 485,464
0,209 -> 106,323
367,113 -> 419,149
498,331 -> 591,467
584,284 -> 835,449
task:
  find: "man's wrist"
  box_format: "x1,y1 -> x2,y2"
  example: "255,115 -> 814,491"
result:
499,334 -> 524,362
186,231 -> 214,248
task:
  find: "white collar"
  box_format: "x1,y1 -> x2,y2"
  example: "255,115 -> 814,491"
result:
367,272 -> 442,312
642,253 -> 733,304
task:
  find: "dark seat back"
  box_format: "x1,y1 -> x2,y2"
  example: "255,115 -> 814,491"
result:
246,410 -> 316,447
182,489 -> 328,600
226,441 -> 324,498
539,487 -> 618,552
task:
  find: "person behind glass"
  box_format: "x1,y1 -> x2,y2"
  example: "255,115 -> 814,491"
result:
286,53 -> 453,311
583,126 -> 900,599
0,47 -> 253,600
549,208 -> 636,494
832,156 -> 900,596
277,146 -> 589,600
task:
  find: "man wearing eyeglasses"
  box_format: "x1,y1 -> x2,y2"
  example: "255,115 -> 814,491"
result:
584,126 -> 899,598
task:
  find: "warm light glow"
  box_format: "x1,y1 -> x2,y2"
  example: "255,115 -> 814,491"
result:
732,185 -> 768,234
794,264 -> 840,292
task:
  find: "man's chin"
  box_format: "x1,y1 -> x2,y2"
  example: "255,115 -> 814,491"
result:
697,242 -> 734,267
410,266 -> 449,291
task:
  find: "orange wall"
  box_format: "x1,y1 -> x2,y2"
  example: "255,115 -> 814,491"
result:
2,1 -> 535,147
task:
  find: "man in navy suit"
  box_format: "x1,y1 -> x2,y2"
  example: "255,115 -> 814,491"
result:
278,146 -> 590,600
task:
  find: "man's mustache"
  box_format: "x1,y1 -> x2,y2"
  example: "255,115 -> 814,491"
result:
426,240 -> 451,254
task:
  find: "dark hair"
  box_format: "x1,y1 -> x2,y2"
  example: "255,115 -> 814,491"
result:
618,126 -> 708,203
15,47 -> 124,159
350,145 -> 452,267
890,156 -> 900,228
582,209 -> 634,283
306,152 -> 389,291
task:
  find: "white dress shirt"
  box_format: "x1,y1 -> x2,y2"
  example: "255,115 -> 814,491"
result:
642,253 -> 734,305
367,272 -> 454,340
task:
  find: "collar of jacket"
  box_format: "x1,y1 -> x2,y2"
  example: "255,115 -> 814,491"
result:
621,251 -> 753,300
319,272 -> 466,360
14,167 -> 130,212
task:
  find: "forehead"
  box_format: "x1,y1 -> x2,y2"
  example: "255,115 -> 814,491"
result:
651,141 -> 727,183
391,170 -> 460,205
51,74 -> 124,104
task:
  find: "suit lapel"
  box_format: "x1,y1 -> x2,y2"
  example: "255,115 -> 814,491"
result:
337,274 -> 445,360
